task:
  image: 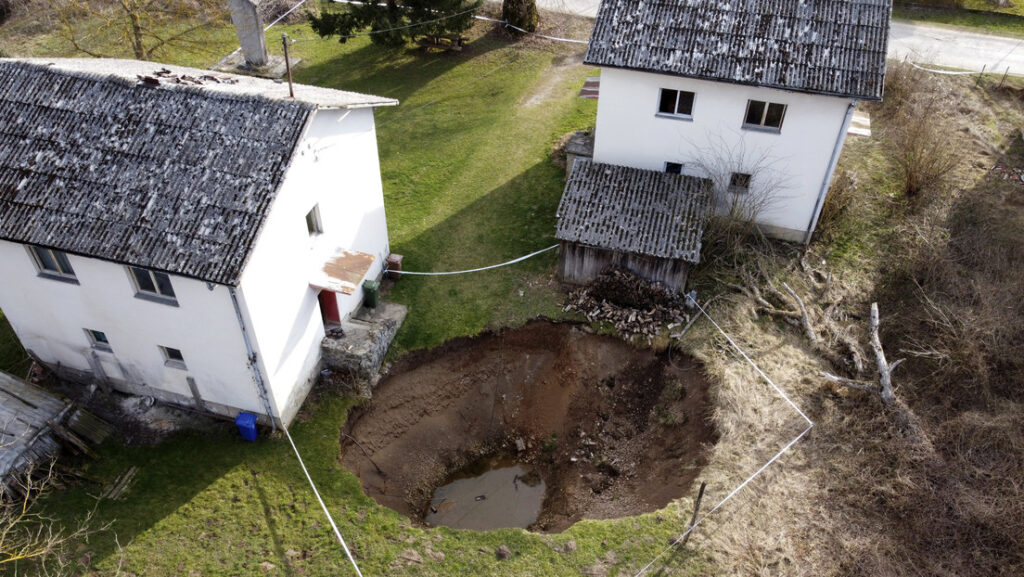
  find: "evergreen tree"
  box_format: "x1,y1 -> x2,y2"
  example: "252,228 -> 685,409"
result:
501,0 -> 536,35
309,0 -> 481,47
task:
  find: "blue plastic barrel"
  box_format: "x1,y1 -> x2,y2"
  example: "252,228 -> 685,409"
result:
235,412 -> 258,442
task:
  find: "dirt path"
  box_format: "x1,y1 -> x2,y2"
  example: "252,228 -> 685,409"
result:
340,320 -> 716,532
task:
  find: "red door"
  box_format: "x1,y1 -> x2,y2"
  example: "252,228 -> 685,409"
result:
318,290 -> 341,324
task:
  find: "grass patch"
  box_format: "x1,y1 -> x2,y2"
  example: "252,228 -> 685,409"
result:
894,4 -> 1024,37
0,308 -> 31,377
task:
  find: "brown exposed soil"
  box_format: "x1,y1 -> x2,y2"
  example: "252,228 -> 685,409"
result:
340,319 -> 717,532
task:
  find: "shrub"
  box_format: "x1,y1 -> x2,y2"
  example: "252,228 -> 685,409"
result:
879,62 -> 959,198
501,0 -> 536,34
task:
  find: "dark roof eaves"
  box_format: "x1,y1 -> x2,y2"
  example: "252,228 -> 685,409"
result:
583,61 -> 883,102
0,236 -> 235,288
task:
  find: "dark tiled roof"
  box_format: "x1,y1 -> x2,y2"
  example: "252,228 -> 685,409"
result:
0,60 -> 314,285
585,0 -> 892,101
555,160 -> 711,263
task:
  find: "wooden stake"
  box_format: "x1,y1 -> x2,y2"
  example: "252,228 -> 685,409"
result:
1000,67 -> 1010,89
680,481 -> 707,547
282,33 -> 294,98
977,64 -> 987,87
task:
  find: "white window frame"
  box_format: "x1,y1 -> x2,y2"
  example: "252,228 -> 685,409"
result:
729,172 -> 753,194
306,205 -> 323,236
159,345 -> 187,370
128,266 -> 178,306
656,88 -> 695,119
84,328 -> 112,352
742,99 -> 787,131
28,245 -> 78,283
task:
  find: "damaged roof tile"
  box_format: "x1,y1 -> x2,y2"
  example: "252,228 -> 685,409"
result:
0,60 -> 321,286
555,160 -> 712,263
585,0 -> 892,101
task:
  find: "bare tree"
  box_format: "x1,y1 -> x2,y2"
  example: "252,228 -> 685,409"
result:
1,462 -> 100,575
48,0 -> 229,60
684,131 -> 791,248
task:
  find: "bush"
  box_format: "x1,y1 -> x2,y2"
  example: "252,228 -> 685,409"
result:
501,0 -> 536,34
0,0 -> 10,25
880,62 -> 959,198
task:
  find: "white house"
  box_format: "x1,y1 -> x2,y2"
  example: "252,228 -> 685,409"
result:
0,58 -> 397,427
576,0 -> 892,244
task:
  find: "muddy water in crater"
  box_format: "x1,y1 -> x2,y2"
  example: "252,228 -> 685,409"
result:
425,456 -> 546,530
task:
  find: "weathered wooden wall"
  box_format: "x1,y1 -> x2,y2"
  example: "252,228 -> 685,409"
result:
558,242 -> 689,291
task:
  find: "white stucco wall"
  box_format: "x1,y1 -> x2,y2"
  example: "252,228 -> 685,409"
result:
238,107 -> 391,424
593,68 -> 854,239
0,240 -> 265,414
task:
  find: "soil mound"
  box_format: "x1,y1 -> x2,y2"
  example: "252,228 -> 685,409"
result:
340,320 -> 717,532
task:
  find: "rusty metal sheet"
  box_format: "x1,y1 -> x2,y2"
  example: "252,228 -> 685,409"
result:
310,249 -> 376,295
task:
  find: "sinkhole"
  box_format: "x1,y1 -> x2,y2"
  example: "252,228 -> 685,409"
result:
339,320 -> 718,532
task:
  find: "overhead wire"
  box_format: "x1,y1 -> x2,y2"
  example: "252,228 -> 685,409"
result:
391,244 -> 557,276
282,424 -> 365,577
631,295 -> 815,577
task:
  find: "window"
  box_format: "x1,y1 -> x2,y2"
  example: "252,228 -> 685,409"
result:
29,246 -> 77,282
85,328 -> 112,352
160,346 -> 187,370
305,205 -> 323,236
743,100 -> 787,130
665,162 -> 683,175
657,88 -> 695,118
129,266 -> 177,304
729,172 -> 752,193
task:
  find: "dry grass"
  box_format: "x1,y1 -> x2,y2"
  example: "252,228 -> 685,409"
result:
877,62 -> 962,200
673,63 -> 1024,575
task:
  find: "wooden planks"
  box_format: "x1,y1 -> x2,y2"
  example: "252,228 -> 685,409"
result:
0,370 -> 69,481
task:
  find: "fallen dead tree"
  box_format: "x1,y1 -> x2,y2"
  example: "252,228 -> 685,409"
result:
717,259 -> 865,377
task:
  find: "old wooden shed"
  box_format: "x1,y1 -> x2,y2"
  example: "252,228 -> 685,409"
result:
555,160 -> 712,291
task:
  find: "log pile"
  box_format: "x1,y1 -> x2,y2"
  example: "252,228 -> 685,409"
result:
564,268 -> 689,339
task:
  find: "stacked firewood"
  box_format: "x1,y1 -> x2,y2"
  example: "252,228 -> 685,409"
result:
563,269 -> 688,339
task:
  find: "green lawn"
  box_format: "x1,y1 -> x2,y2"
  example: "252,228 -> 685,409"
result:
1,16 -> 712,577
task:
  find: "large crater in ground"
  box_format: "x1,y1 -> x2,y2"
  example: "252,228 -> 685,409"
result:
340,320 -> 717,532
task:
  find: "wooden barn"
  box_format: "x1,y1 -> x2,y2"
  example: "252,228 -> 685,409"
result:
555,160 -> 712,291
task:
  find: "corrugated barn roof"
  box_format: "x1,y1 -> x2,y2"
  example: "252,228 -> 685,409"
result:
0,60 -> 319,286
555,160 -> 712,263
585,0 -> 892,101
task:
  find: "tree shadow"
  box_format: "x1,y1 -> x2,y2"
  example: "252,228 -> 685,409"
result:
386,158 -> 567,351
293,23 -> 510,105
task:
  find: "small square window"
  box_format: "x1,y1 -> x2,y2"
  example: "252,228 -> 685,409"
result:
665,162 -> 683,175
657,88 -> 695,117
305,205 -> 323,236
129,266 -> 177,304
29,246 -> 77,282
160,346 -> 187,369
743,100 -> 787,130
85,328 -> 112,352
729,172 -> 752,193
